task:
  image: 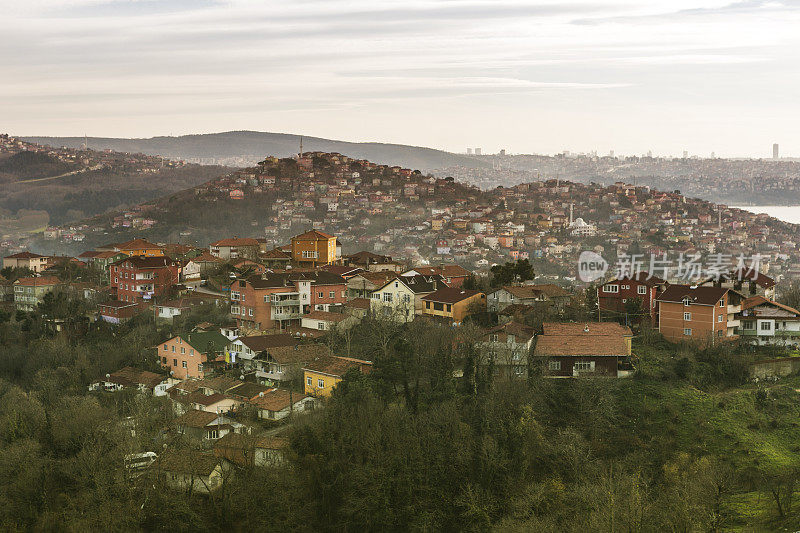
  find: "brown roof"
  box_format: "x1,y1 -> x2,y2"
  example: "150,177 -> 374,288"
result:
192,251 -> 224,263
421,287 -> 484,304
174,409 -> 219,428
303,355 -> 372,377
355,271 -> 399,284
345,298 -> 371,310
5,251 -> 46,259
724,267 -> 776,289
410,265 -> 471,278
542,322 -> 632,336
487,321 -> 535,341
742,296 -> 800,316
500,285 -> 568,300
14,276 -> 61,287
116,238 -> 162,251
534,334 -> 629,357
226,382 -> 272,400
104,366 -> 165,389
603,272 -> 666,286
248,389 -> 308,412
293,229 -> 334,241
210,238 -> 260,247
238,334 -> 298,352
156,450 -> 220,477
259,344 -> 330,365
189,392 -> 229,407
260,248 -> 291,259
656,284 -> 729,306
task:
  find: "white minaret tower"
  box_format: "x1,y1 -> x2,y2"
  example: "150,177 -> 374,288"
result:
569,203 -> 574,225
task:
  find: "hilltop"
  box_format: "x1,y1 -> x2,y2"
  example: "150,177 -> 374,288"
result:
23,130 -> 488,172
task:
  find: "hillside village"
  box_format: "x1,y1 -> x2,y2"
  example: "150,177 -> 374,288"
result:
3,148 -> 800,527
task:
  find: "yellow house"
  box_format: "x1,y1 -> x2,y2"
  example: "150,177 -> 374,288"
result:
291,230 -> 337,267
303,356 -> 373,397
114,238 -> 165,257
421,287 -> 486,324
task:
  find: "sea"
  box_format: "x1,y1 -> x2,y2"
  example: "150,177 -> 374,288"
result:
732,206 -> 800,225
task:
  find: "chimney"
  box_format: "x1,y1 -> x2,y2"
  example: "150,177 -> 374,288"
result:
432,280 -> 437,290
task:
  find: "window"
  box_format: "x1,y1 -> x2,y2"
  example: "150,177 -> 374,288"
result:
182,361 -> 187,368
718,315 -> 723,323
574,361 -> 594,371
719,300 -> 724,307
718,330 -> 724,337
189,349 -> 194,356
162,357 -> 167,364
329,291 -> 335,298
318,292 -> 323,298
433,302 -> 444,311
446,304 -> 452,312
318,379 -> 325,388
317,322 -> 325,330
302,250 -> 319,259
548,361 -> 561,371
171,345 -> 175,352
248,308 -> 253,317
180,347 -> 185,354
198,364 -> 203,372
173,359 -> 178,366
163,344 -> 168,350
760,321 -> 772,331
683,328 -> 692,336
383,293 -> 393,303
307,377 -> 312,387
684,312 -> 691,321
637,285 -> 646,295
603,285 -> 619,293
683,297 -> 692,306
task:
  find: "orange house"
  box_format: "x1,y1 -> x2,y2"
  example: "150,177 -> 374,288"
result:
158,331 -> 229,379
114,238 -> 165,257
421,287 -> 486,324
291,230 -> 338,267
656,284 -> 742,345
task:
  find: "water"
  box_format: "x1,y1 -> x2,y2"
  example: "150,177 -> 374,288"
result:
732,205 -> 800,225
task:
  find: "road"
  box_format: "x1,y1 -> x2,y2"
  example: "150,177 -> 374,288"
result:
19,163 -> 103,184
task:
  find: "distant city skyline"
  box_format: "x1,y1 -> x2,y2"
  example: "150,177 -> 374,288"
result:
3,0 -> 800,158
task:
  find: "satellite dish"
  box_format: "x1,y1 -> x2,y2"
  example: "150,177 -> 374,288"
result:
106,373 -> 110,379
239,375 -> 244,380
259,392 -> 264,397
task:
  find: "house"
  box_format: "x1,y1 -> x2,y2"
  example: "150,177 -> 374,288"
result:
98,300 -> 140,323
344,298 -> 371,320
213,433 -> 289,467
158,331 -> 230,380
154,450 -> 229,493
227,333 -> 299,365
300,310 -> 356,331
303,355 -> 373,397
597,272 -> 667,324
290,230 -> 338,267
173,409 -> 246,443
480,321 -> 536,379
700,267 -> 776,300
188,252 -> 225,276
347,271 -> 399,299
344,251 -> 404,272
259,247 -> 292,268
370,274 -> 445,322
736,296 -> 800,346
487,284 -> 570,313
656,284 -> 743,344
402,264 -> 471,288
13,276 -> 61,311
110,255 -> 180,305
209,238 -> 260,260
3,251 -> 50,273
248,388 -> 317,420
420,287 -> 486,324
248,343 -> 331,386
533,322 -> 634,378
79,250 -> 128,281
89,366 -> 170,396
99,238 -> 164,257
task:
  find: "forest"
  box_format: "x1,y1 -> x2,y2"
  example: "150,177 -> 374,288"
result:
1,291 -> 800,531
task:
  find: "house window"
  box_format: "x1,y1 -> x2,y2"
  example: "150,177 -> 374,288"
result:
683,328 -> 692,336
318,323 -> 325,330
248,308 -> 253,317
574,361 -> 594,371
718,315 -> 723,323
490,334 -> 499,342
173,359 -> 178,366
603,285 -> 619,293
684,312 -> 691,321
383,293 -> 393,303
318,379 -> 325,388
719,300 -> 724,307
638,286 -> 646,295
329,291 -> 335,298
162,357 -> 167,364
171,345 -> 175,352
683,297 -> 692,306
198,364 -> 203,372
307,377 -> 312,387
426,301 -> 431,309
760,321 -> 772,331
446,304 -> 452,312
318,292 -> 323,298
163,344 -> 168,350
182,361 -> 187,368
190,349 -> 194,356
180,347 -> 185,354
548,361 -> 561,371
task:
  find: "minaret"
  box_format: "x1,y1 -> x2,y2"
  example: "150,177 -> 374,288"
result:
299,136 -> 303,159
569,203 -> 574,225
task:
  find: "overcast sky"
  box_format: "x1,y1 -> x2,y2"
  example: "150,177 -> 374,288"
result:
3,0 -> 800,157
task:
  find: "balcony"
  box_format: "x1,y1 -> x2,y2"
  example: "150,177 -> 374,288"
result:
727,304 -> 741,314
272,295 -> 301,306
727,319 -> 740,329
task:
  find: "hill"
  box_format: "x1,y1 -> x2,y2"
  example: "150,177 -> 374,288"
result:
23,130 -> 488,172
0,151 -> 78,181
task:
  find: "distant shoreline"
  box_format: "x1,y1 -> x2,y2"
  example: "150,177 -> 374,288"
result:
732,205 -> 800,224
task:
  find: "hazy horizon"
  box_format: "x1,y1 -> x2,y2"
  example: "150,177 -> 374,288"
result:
4,0 -> 800,158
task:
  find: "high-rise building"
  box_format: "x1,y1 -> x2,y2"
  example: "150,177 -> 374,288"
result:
475,148 -> 482,156
773,143 -> 779,160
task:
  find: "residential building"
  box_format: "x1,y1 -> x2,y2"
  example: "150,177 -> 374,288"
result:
98,300 -> 140,323
99,238 -> 164,257
3,251 -> 50,273
209,237 -> 260,260
700,267 -> 776,300
301,310 -> 356,331
347,271 -> 399,299
420,287 -> 486,324
597,272 -> 667,324
370,274 -> 445,321
344,251 -> 404,272
402,264 -> 471,288
227,334 -> 298,365
110,256 -> 180,305
158,331 -> 230,380
303,355 -> 373,397
488,284 -> 570,313
480,321 -> 536,379
656,284 -> 743,344
737,296 -> 800,346
533,322 -> 634,378
88,366 -> 170,396
291,230 -> 338,267
248,389 -> 317,420
154,450 -> 228,494
247,343 -> 330,386
13,276 -> 61,311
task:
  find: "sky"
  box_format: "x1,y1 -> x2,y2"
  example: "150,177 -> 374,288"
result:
3,0 -> 800,157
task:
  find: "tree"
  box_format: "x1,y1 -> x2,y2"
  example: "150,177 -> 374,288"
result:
490,259 -> 535,288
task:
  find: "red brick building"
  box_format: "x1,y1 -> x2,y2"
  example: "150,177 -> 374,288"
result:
598,272 -> 666,325
110,256 -> 180,305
